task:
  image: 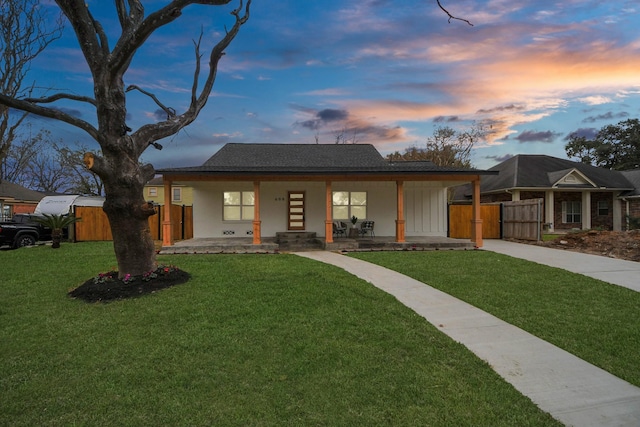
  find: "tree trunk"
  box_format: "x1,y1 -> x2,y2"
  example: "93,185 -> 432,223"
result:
96,152 -> 157,279
51,229 -> 62,249
103,191 -> 157,278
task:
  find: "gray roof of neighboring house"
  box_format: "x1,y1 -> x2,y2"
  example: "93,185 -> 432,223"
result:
146,176 -> 163,186
159,143 -> 495,176
621,169 -> 640,197
0,181 -> 46,203
481,155 -> 633,192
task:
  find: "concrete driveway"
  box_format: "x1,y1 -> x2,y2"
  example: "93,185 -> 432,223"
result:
481,240 -> 640,292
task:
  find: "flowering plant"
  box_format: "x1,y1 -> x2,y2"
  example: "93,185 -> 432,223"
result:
92,264 -> 179,285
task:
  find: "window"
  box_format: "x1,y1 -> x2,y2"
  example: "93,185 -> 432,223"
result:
332,191 -> 367,220
172,187 -> 182,202
223,191 -> 255,221
597,200 -> 609,216
1,204 -> 10,221
148,187 -> 157,197
562,201 -> 581,223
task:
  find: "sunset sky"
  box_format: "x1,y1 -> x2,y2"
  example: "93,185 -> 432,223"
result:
26,0 -> 640,169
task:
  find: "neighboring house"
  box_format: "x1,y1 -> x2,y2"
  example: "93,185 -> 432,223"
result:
144,177 -> 193,206
0,181 -> 46,220
158,143 -> 496,247
456,155 -> 635,232
620,169 -> 640,227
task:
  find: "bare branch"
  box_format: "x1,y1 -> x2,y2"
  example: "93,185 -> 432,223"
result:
109,0 -> 235,76
0,93 -> 100,141
191,32 -> 205,106
86,8 -> 110,54
131,0 -> 251,150
55,0 -> 106,74
436,0 -> 473,26
24,92 -> 97,107
125,85 -> 176,118
83,152 -> 110,177
115,0 -> 128,28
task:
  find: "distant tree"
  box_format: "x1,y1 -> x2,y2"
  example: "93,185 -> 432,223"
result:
2,130 -> 103,195
333,127 -> 359,144
387,124 -> 485,168
1,128 -> 46,186
0,0 -> 63,183
565,119 -> 640,170
0,1 -> 251,278
55,143 -> 104,196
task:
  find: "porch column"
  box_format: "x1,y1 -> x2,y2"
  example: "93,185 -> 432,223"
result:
545,190 -> 554,232
613,193 -> 622,231
511,189 -> 521,201
582,191 -> 591,230
471,178 -> 483,248
396,180 -> 405,243
162,179 -> 173,247
253,181 -> 262,244
325,181 -> 333,243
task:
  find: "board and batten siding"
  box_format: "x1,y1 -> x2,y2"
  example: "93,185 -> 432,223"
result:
404,182 -> 448,236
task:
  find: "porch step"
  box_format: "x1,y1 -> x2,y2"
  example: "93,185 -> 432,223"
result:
275,232 -> 323,251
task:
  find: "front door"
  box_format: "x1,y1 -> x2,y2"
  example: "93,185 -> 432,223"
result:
288,191 -> 305,230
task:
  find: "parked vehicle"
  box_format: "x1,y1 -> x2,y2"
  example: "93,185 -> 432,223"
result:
0,214 -> 53,249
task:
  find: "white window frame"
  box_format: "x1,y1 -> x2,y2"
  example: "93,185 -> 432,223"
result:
332,191 -> 367,221
597,200 -> 609,216
148,187 -> 157,197
223,191 -> 255,221
562,201 -> 581,223
172,187 -> 182,202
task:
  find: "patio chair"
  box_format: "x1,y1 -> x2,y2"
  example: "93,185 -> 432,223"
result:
359,220 -> 375,238
333,221 -> 347,238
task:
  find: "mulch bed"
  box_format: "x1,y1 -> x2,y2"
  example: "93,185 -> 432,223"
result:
69,267 -> 191,303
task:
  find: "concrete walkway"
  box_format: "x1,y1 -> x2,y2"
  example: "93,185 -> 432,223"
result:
296,251 -> 640,427
482,240 -> 640,292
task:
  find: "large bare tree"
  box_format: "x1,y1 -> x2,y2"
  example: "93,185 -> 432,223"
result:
0,1 -> 251,277
0,0 -> 63,182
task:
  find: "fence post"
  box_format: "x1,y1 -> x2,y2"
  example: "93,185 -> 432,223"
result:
181,204 -> 185,240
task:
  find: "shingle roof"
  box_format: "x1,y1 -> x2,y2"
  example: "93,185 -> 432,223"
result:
621,169 -> 640,197
159,143 -> 494,176
204,143 -> 386,169
481,155 -> 633,192
0,181 -> 46,202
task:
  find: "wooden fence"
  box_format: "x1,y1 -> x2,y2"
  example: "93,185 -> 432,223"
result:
448,204 -> 501,239
73,205 -> 193,242
502,199 -> 542,241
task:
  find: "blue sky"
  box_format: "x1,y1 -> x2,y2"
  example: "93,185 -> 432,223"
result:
25,0 -> 640,169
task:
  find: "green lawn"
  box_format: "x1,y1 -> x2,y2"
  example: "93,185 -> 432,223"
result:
0,243 -> 561,426
350,250 -> 640,387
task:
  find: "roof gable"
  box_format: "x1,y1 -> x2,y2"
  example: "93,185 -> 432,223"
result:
548,168 -> 597,188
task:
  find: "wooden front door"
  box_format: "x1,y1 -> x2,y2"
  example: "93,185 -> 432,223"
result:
288,191 -> 305,230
